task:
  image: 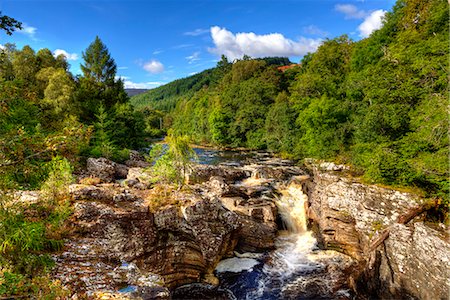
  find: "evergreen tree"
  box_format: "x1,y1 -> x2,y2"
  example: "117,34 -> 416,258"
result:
76,36 -> 127,122
81,36 -> 117,86
80,36 -> 117,87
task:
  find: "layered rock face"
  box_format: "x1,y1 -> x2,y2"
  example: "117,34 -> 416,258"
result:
305,166 -> 449,300
54,157 -> 299,297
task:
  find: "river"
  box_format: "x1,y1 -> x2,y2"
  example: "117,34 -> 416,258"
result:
191,148 -> 356,300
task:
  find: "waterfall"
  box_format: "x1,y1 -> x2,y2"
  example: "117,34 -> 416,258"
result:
275,182 -> 309,233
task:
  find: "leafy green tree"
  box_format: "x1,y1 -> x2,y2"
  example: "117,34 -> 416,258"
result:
0,43 -> 16,81
295,95 -> 349,158
109,102 -> 146,149
264,92 -> 297,154
0,12 -> 22,35
41,68 -> 75,115
150,134 -> 196,187
12,46 -> 38,83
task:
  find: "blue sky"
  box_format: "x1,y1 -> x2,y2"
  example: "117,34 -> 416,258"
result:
0,0 -> 395,89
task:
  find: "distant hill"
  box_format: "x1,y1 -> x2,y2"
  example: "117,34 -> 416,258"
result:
125,89 -> 149,97
130,57 -> 291,112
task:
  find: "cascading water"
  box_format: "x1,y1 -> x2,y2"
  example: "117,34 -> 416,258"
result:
245,182 -> 331,300
195,149 -> 355,300
217,177 -> 354,299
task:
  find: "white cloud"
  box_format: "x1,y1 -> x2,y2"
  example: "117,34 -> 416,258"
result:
123,80 -> 165,89
143,60 -> 164,74
208,26 -> 321,60
118,66 -> 128,70
358,10 -> 386,37
152,49 -> 163,55
303,25 -> 328,36
0,44 -> 4,50
18,23 -> 37,40
188,71 -> 199,76
184,28 -> 209,36
53,49 -> 79,61
186,51 -> 201,64
172,44 -> 194,49
335,4 -> 367,19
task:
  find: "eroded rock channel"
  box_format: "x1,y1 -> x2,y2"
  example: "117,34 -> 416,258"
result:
52,149 -> 449,299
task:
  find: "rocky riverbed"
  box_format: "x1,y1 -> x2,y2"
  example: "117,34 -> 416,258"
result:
48,149 -> 449,300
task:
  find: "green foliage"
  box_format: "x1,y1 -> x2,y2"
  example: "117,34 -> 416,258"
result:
133,0 -> 449,206
90,105 -> 116,159
109,102 -> 146,148
0,271 -> 69,298
0,156 -> 73,298
0,11 -> 22,35
40,156 -> 73,204
81,36 -> 117,86
75,36 -> 128,123
0,35 -> 148,298
149,134 -> 197,187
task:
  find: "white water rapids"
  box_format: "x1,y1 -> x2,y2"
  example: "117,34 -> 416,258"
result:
216,175 -> 354,300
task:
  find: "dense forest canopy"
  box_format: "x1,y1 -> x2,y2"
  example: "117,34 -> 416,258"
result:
0,31 -> 154,295
131,0 -> 449,201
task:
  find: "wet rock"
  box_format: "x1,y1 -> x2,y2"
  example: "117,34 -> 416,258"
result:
243,165 -> 304,181
220,197 -> 277,224
172,283 -> 235,300
187,165 -> 248,184
135,286 -> 170,300
236,216 -> 277,252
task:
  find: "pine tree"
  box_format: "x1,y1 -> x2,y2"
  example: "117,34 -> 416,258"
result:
80,36 -> 117,87
77,36 -> 127,122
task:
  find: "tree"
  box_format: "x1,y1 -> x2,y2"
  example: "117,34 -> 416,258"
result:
149,134 -> 196,187
12,46 -> 38,83
91,105 -> 116,159
77,36 -> 127,122
80,36 -> 117,86
0,12 -> 22,35
43,68 -> 75,115
0,43 -> 16,81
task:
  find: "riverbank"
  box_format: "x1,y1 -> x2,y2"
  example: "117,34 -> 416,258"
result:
46,149 -> 448,299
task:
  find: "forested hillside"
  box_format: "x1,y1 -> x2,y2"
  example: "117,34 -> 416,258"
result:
132,0 -> 449,200
0,34 -> 150,295
0,36 -> 154,189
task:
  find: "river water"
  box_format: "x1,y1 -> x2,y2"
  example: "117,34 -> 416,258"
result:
194,148 -> 356,300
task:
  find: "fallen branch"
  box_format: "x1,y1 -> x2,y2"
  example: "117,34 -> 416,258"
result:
369,199 -> 440,251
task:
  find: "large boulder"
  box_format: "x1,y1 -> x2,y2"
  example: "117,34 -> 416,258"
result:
306,167 -> 449,300
86,157 -> 129,182
187,165 -> 248,184
86,157 -> 116,182
58,182 -> 252,291
125,150 -> 150,168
